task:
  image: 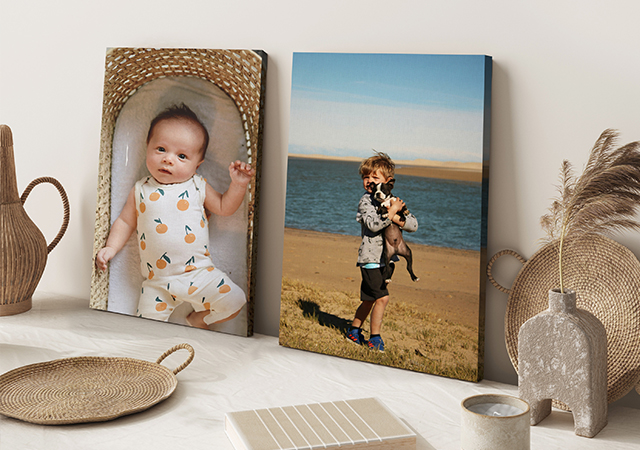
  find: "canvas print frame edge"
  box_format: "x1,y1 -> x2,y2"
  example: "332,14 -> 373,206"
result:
475,54 -> 493,381
90,47 -> 267,335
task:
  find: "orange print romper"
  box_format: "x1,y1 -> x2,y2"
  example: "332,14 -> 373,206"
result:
134,175 -> 246,324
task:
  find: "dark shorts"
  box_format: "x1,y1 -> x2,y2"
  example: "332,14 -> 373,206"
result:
360,265 -> 393,302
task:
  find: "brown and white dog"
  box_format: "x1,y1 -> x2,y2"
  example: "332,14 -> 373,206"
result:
369,179 -> 419,283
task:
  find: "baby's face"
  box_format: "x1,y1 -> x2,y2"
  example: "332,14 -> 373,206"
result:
362,169 -> 391,193
146,118 -> 205,184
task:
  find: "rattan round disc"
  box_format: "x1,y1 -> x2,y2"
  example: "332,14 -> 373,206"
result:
0,344 -> 194,425
504,234 -> 640,410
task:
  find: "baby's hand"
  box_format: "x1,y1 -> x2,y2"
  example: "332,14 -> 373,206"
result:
96,247 -> 117,272
229,161 -> 255,186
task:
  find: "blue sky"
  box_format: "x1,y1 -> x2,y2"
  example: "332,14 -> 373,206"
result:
288,53 -> 490,163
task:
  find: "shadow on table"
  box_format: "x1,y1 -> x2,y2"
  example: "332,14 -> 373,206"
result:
402,418 -> 437,450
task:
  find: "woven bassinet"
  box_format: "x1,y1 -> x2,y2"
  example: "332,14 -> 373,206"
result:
0,343 -> 194,425
488,234 -> 640,409
89,48 -> 267,331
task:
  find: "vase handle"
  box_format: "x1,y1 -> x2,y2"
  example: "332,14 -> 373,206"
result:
487,249 -> 527,294
20,177 -> 70,254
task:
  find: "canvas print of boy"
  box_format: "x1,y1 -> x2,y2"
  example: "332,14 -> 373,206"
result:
280,53 -> 492,381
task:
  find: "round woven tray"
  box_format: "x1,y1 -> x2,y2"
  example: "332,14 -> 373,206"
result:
0,343 -> 194,425
488,234 -> 640,409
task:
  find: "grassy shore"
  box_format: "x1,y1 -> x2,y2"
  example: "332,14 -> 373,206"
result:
280,228 -> 485,381
279,277 -> 481,381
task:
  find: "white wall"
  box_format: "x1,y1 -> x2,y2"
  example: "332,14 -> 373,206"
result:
2,0 -> 640,407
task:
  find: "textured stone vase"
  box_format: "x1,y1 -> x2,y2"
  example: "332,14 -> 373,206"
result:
518,288 -> 607,438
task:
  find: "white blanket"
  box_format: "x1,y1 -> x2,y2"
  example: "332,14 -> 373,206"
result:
1,293 -> 639,450
107,76 -> 249,336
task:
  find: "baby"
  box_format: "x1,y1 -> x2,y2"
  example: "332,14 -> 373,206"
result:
96,104 -> 254,329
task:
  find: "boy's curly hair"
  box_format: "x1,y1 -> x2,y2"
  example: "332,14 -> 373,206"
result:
359,151 -> 395,180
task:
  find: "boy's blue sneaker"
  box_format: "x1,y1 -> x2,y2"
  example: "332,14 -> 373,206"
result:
368,335 -> 385,352
346,328 -> 366,346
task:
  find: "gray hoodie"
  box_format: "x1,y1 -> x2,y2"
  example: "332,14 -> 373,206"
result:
356,192 -> 418,266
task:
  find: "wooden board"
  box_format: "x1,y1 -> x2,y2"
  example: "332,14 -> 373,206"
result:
225,398 -> 416,450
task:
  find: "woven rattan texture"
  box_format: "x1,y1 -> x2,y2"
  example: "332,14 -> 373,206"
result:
500,234 -> 640,409
0,343 -> 194,424
21,177 -> 70,254
90,48 -> 266,331
0,125 -> 70,316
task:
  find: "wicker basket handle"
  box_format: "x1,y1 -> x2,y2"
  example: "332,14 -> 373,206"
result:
20,176 -> 70,254
156,343 -> 195,375
487,249 -> 527,294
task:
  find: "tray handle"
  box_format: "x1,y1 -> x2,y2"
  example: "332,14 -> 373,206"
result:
156,343 -> 195,375
487,249 -> 527,294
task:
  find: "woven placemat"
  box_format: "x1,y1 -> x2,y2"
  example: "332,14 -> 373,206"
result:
0,343 -> 194,425
489,234 -> 640,410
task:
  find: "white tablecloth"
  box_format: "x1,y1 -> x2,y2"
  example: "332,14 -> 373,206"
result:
1,293 -> 639,449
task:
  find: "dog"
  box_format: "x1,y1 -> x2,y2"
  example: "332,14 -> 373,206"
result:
371,179 -> 410,219
369,179 -> 419,283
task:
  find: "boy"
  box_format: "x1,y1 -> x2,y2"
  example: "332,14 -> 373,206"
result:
96,104 -> 254,329
347,152 -> 418,351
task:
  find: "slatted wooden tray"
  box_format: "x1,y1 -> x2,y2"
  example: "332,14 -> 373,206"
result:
225,398 -> 415,450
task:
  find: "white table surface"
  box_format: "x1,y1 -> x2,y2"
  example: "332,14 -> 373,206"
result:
1,293 -> 639,450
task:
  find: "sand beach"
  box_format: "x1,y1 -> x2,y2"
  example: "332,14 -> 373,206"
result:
282,227 -> 483,329
288,153 -> 485,182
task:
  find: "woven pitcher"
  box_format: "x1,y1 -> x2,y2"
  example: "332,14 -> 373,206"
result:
0,125 -> 70,316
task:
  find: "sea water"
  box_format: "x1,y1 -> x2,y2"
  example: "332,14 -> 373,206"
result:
284,157 -> 486,251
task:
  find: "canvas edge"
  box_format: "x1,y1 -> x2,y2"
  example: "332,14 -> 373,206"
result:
475,54 -> 493,382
